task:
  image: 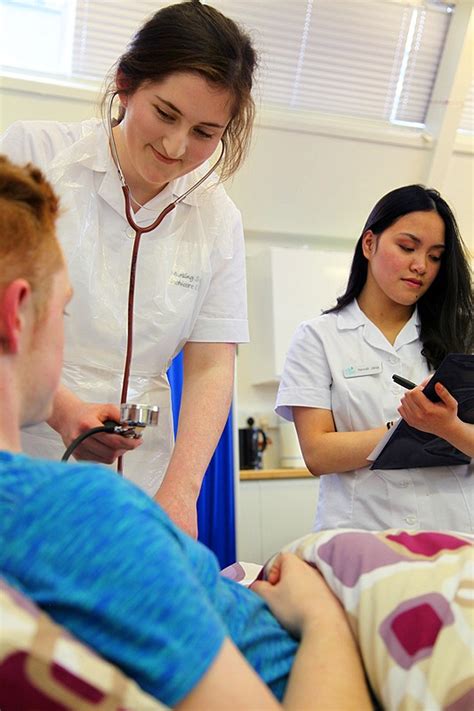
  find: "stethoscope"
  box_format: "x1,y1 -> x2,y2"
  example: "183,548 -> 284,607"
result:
104,93 -> 225,473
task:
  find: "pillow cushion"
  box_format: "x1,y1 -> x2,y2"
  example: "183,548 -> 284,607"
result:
264,529 -> 474,711
0,578 -> 168,711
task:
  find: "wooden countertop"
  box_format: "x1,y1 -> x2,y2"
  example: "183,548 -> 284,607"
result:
240,468 -> 312,480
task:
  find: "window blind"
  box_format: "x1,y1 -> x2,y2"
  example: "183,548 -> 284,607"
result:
1,0 -> 458,130
69,0 -> 453,127
71,1 -> 169,82
210,0 -> 452,125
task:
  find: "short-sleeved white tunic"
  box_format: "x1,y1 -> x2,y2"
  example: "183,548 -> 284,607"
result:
276,300 -> 473,532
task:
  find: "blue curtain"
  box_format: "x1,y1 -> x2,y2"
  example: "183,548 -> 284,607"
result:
167,351 -> 236,568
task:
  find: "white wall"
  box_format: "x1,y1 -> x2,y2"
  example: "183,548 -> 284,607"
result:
226,117 -> 473,247
0,77 -> 99,128
228,126 -> 427,240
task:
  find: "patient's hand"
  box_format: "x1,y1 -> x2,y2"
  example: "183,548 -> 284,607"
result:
398,381 -> 459,440
251,553 -> 344,639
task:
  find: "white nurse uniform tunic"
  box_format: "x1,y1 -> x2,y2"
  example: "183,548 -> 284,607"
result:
1,119 -> 249,496
276,300 -> 473,532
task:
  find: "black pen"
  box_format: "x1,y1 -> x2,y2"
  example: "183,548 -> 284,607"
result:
392,374 -> 417,390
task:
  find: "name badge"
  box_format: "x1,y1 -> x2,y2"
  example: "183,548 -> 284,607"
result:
343,362 -> 382,378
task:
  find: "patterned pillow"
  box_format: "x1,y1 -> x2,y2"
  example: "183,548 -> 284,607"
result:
0,578 -> 168,711
264,529 -> 474,711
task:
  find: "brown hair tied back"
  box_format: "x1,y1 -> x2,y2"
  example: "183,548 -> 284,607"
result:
103,1 -> 258,181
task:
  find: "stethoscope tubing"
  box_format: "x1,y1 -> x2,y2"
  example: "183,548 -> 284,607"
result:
107,93 -> 224,473
119,190 -> 177,407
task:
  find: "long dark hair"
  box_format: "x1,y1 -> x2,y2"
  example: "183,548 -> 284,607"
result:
326,184 -> 473,369
103,0 -> 257,181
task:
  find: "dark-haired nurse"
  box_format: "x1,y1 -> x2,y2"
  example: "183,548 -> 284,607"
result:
0,0 -> 258,537
276,185 -> 474,533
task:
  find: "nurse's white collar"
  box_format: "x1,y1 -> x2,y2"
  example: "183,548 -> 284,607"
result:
88,119 -> 220,207
337,299 -> 421,331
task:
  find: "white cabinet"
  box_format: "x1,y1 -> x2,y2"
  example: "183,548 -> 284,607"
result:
246,246 -> 353,383
237,477 -> 319,564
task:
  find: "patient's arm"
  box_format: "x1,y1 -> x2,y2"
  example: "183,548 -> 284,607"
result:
174,638 -> 281,710
176,554 -> 371,711
398,381 -> 474,458
253,553 -> 372,711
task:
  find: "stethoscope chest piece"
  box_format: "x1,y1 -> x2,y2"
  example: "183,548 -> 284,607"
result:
120,403 -> 160,428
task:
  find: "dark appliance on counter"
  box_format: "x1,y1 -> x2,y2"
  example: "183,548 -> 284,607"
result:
239,417 -> 268,470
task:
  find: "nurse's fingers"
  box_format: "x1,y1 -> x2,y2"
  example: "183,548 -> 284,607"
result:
434,381 -> 458,412
97,432 -> 143,450
399,388 -> 425,415
401,381 -> 458,416
72,432 -> 142,464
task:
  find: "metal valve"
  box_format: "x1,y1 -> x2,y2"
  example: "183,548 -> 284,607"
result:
62,404 -> 160,462
110,404 -> 160,437
120,403 -> 160,428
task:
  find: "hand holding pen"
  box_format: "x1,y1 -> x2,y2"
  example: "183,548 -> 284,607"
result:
393,373 -> 459,439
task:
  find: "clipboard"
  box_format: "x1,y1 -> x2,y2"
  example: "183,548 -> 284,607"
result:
370,353 -> 474,470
